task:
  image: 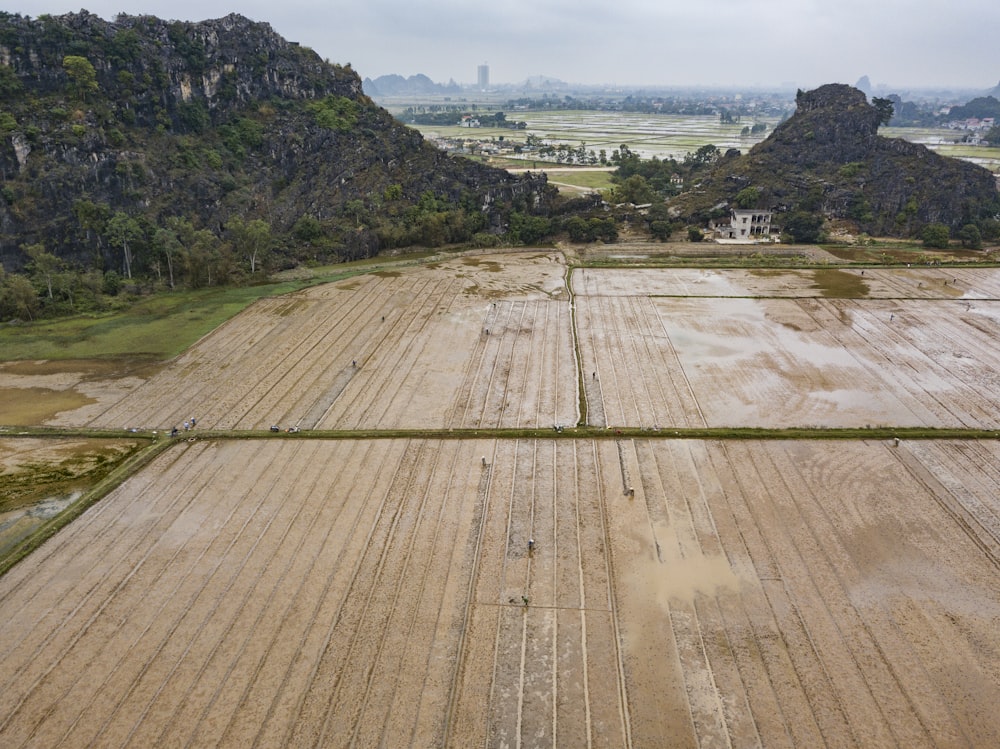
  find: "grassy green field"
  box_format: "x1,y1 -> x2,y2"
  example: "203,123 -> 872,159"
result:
0,283 -> 308,361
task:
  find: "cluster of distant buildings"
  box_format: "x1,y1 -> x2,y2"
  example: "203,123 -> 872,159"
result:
945,117 -> 995,131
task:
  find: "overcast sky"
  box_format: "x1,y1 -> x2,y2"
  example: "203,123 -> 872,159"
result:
8,1 -> 1000,91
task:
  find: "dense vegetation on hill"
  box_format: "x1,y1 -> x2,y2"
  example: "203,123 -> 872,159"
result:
669,84 -> 1000,241
0,11 -> 552,317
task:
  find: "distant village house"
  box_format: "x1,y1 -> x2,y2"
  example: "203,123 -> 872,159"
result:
714,209 -> 773,242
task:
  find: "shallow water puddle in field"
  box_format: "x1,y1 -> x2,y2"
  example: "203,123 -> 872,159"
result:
0,491 -> 81,556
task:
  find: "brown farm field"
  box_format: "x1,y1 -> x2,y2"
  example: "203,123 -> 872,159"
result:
2,251 -> 1000,747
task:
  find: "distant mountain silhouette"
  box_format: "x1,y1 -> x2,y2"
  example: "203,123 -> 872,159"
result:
363,74 -> 461,97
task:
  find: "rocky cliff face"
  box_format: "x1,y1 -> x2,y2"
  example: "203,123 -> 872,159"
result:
673,83 -> 999,236
0,12 -> 549,271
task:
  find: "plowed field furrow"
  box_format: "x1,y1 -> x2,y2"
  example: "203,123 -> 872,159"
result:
318,279 -> 458,429
174,280 -> 392,430
574,301 -> 605,427
800,299 -> 941,425
322,441 -> 458,747
467,301 -> 521,429
645,441 -> 749,746
462,301 -> 510,428
868,300 -> 1000,428
449,305 -> 496,428
303,276 -> 440,429
0,439 -> 196,624
0,440 -> 279,746
269,278 -> 438,429
888,597 -> 1000,747
492,301 -> 531,429
605,444 -> 694,749
382,442 -> 487,748
285,440 -> 432,746
708,442 -> 830,747
483,439 -> 536,746
177,441 -> 382,747
120,297 -> 332,430
708,442 -> 819,747
151,299 -> 331,429
775,443 -> 949,747
308,279 -> 449,423
897,441 -> 1000,564
733,441 -> 974,746
728,445 -> 870,747
606,297 -> 645,426
557,303 -> 579,425
86,301 -> 285,428
352,279 -> 465,429
928,442 -> 1000,540
530,302 -> 551,429
220,440 -> 401,749
502,301 -> 538,429
756,444 -> 930,747
637,298 -> 703,428
37,446 -> 288,748
592,440 -> 634,747
624,296 -> 668,427
667,441 -> 772,745
124,303 -> 310,430
573,436 -> 621,745
89,442 -> 308,748
578,299 -> 614,426
229,286 -> 397,428
882,301 -> 1000,426
630,441 -> 730,747
537,301 -> 575,428
0,441 -> 224,694
592,297 -> 628,427
320,282 -> 449,428
348,440 -> 472,746
225,295 -> 388,430
443,440 -> 514,747
142,441 -> 334,747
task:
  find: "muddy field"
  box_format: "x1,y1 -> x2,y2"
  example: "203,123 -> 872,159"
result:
0,438 -> 997,746
574,268 -> 1000,429
27,261 -> 1000,433
78,252 -> 577,432
1,252 -> 1000,747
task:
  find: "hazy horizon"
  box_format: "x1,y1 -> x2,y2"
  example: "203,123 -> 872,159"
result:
8,1 -> 1000,92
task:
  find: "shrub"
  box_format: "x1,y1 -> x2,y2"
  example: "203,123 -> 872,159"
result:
921,223 -> 950,249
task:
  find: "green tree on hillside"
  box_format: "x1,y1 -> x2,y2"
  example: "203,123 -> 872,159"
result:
783,212 -> 825,243
734,186 -> 760,209
226,217 -> 272,275
73,199 -> 110,266
24,243 -> 61,299
153,224 -> 185,288
62,55 -> 97,100
872,97 -> 895,126
106,212 -> 142,279
0,269 -> 39,321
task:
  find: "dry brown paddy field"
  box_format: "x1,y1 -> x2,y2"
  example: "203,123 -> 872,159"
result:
1,252 -> 1000,747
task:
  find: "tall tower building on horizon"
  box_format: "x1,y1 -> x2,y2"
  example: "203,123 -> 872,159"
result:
477,63 -> 489,91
